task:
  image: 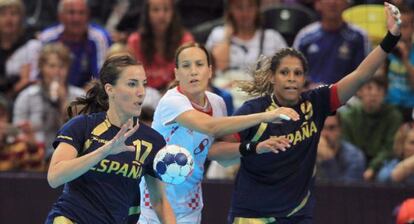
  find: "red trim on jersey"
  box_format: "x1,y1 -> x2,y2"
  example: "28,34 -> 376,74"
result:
329,84 -> 341,112
233,133 -> 241,142
177,85 -> 213,116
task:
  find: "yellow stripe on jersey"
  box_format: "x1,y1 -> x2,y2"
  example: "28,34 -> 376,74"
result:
57,135 -> 73,141
82,117 -> 112,154
91,117 -> 112,136
251,97 -> 279,142
233,217 -> 276,224
53,216 -> 75,224
286,190 -> 310,217
128,206 -> 141,215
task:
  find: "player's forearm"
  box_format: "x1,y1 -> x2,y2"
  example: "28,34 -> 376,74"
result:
47,146 -> 109,188
337,47 -> 388,104
208,141 -> 241,161
148,178 -> 176,224
208,113 -> 269,137
153,198 -> 176,224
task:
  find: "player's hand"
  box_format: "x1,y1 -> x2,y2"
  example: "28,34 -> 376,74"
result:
102,119 -> 139,156
264,107 -> 300,123
256,136 -> 291,154
385,2 -> 401,36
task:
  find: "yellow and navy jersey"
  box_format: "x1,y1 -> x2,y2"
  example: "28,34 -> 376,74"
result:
46,112 -> 165,224
231,85 -> 340,218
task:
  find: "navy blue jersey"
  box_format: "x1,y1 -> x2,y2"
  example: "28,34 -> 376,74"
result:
45,112 -> 165,224
230,85 -> 338,218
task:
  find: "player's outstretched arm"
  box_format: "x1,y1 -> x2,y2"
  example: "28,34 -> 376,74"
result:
47,120 -> 139,188
176,106 -> 299,137
336,2 -> 401,104
145,175 -> 176,224
209,136 -> 291,166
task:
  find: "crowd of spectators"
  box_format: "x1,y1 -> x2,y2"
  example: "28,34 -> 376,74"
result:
1,0 -> 414,193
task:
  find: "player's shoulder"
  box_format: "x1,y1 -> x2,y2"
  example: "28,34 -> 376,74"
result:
64,112 -> 105,129
205,90 -> 225,102
137,122 -> 165,142
237,95 -> 270,114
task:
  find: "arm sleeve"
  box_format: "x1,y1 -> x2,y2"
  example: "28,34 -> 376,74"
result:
53,115 -> 88,154
157,93 -> 194,126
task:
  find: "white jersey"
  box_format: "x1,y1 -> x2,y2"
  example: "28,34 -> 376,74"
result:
139,87 -> 227,219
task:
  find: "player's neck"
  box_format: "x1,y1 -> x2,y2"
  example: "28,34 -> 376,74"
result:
106,110 -> 129,128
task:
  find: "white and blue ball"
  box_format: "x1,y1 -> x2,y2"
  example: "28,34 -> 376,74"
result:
153,145 -> 194,185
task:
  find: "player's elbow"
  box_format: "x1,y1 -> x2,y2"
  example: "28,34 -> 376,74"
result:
47,172 -> 62,189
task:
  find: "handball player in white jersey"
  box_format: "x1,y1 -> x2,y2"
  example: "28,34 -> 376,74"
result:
138,42 -> 299,224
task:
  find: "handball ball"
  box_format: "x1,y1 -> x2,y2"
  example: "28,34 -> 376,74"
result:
153,145 -> 194,185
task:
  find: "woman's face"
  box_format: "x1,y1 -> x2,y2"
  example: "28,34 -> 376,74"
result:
41,53 -> 69,85
107,65 -> 147,119
229,0 -> 258,30
272,56 -> 306,106
403,130 -> 414,158
148,0 -> 173,34
0,6 -> 21,36
175,47 -> 212,97
357,82 -> 385,114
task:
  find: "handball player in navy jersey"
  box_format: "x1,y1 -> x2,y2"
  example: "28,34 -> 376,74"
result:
44,54 -> 175,224
209,3 -> 402,223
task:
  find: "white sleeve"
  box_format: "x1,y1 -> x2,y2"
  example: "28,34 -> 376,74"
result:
156,92 -> 194,126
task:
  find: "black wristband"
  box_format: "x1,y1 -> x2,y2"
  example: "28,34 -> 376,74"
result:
380,31 -> 401,53
239,141 -> 258,157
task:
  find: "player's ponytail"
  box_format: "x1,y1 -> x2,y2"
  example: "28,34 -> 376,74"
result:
238,55 -> 274,96
67,80 -> 108,118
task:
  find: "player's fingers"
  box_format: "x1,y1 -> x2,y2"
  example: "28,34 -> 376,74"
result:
115,119 -> 133,140
125,145 -> 135,152
125,122 -> 140,138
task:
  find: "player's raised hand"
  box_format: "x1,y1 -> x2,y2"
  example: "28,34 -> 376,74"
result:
385,2 -> 401,36
256,136 -> 291,154
103,119 -> 140,155
264,107 -> 300,123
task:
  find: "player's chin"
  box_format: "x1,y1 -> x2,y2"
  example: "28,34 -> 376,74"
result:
129,107 -> 142,117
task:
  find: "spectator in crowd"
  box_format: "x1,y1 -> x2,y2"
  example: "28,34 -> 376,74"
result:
12,43 -> 85,160
316,114 -> 365,183
385,4 -> 414,122
293,0 -> 370,85
206,0 -> 287,73
0,95 -> 45,171
377,122 -> 414,184
127,0 -> 194,92
0,0 -> 41,98
340,75 -> 403,181
39,0 -> 112,89
205,0 -> 287,109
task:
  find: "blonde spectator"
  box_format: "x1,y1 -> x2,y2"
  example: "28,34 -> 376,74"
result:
13,43 -> 85,160
0,0 -> 41,97
377,122 -> 414,184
